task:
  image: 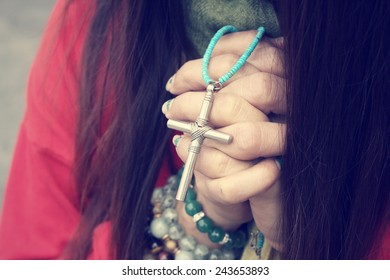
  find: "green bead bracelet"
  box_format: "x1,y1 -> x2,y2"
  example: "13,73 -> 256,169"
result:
183,183 -> 247,248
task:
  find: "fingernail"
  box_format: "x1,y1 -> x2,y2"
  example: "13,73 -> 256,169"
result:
162,98 -> 174,114
172,135 -> 183,147
275,156 -> 284,170
166,74 -> 176,91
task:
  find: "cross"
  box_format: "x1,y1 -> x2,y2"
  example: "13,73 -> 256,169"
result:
167,82 -> 233,201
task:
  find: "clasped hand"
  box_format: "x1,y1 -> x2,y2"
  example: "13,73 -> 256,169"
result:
163,31 -> 285,250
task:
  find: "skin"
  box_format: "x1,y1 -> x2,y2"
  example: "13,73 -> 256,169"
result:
162,30 -> 286,250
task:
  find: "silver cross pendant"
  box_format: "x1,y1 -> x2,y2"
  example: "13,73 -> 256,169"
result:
167,82 -> 233,201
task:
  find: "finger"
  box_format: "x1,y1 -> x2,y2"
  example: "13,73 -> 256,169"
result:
220,72 -> 287,114
162,91 -> 268,127
166,54 -> 259,94
203,122 -> 286,160
173,134 -> 252,179
214,31 -> 284,53
195,158 -> 280,204
213,31 -> 284,77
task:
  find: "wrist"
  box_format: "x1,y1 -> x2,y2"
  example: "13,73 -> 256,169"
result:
196,191 -> 249,231
179,185 -> 249,250
148,173 -> 249,259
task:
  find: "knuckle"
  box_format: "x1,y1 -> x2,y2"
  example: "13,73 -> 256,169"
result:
266,46 -> 280,60
259,73 -> 274,99
256,73 -> 285,112
267,47 -> 284,74
218,94 -> 244,119
177,60 -> 197,85
245,30 -> 258,41
262,74 -> 278,108
217,54 -> 240,70
214,153 -> 231,177
259,162 -> 280,191
266,75 -> 284,105
174,92 -> 198,118
234,123 -> 261,158
273,78 -> 286,104
229,96 -> 245,119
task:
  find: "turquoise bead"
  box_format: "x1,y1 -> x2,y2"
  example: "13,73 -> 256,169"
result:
185,187 -> 196,202
196,217 -> 214,233
185,200 -> 202,216
257,232 -> 265,248
208,226 -> 225,243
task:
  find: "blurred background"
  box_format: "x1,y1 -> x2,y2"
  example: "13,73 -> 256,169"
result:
0,0 -> 55,208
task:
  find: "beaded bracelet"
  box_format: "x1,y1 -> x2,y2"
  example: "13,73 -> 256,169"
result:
184,186 -> 247,249
145,174 -> 238,260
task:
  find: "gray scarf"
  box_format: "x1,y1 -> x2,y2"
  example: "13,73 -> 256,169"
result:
181,0 -> 280,56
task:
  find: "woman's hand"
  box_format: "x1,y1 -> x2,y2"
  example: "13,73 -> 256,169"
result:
163,30 -> 286,249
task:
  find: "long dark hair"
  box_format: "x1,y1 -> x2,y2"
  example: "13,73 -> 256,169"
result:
66,0 -> 390,259
64,0 -> 189,259
280,1 -> 390,259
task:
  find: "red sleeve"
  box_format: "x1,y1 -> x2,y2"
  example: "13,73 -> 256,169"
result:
0,0 -> 93,259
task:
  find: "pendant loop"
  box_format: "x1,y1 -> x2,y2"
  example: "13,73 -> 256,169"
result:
207,81 -> 223,92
